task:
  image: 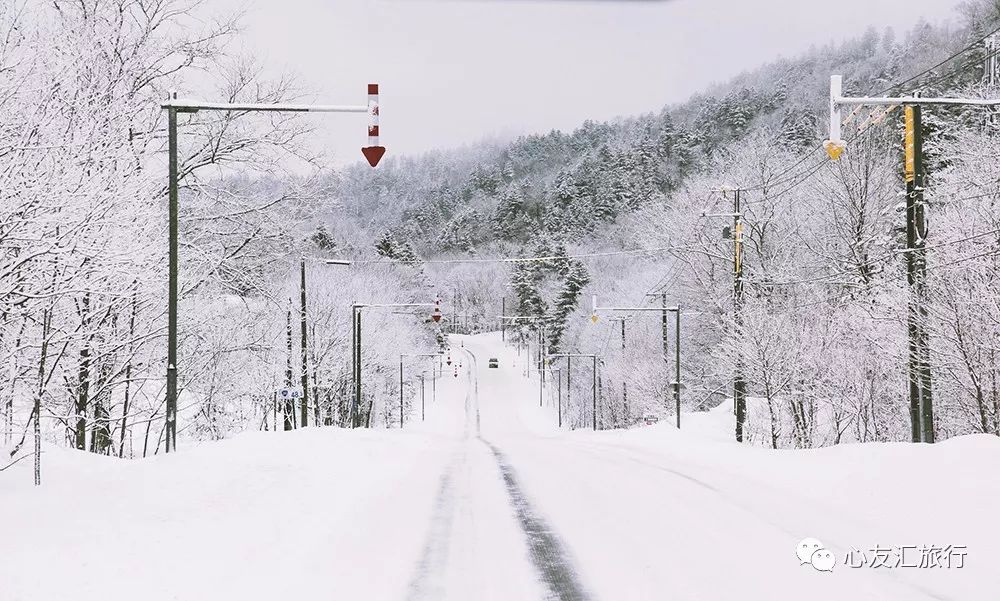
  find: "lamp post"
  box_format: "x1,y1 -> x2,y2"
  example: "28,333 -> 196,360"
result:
351,302 -> 439,428
500,314 -> 543,379
418,372 -> 426,421
549,367 -> 562,426
399,353 -> 438,428
547,353 -> 598,430
609,316 -> 629,427
161,88 -> 380,452
297,258 -> 352,428
593,296 -> 684,429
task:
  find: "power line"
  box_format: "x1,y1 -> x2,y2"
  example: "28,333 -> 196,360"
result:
929,248 -> 1000,270
874,23 -> 1000,96
346,244 -> 695,266
745,31 -> 1000,200
912,47 -> 1000,93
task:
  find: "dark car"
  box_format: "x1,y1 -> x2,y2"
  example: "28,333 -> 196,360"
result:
488,358 -> 499,368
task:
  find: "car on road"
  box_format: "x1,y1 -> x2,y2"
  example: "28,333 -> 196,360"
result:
488,358 -> 499,368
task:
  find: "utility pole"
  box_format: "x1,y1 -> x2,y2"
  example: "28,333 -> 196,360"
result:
567,355 -> 571,428
549,353 -> 598,430
611,317 -> 628,427
300,258 -> 309,427
399,353 -> 437,428
819,75 -> 997,442
501,297 -> 506,342
352,305 -> 362,428
700,191 -> 746,441
165,97 -> 179,453
284,301 -> 294,430
905,106 -> 934,443
351,302 -> 438,428
732,188 -> 747,443
592,354 -> 597,431
538,328 -> 545,406
553,368 -> 562,427
419,373 -> 426,421
596,296 -> 684,429
673,307 -> 681,429
987,34 -> 999,87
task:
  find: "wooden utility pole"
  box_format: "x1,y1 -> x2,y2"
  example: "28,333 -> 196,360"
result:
732,189 -> 747,443
822,75 -> 979,443
905,105 -> 934,443
501,297 -> 506,342
300,258 -> 309,427
611,317 -> 628,426
284,302 -> 294,430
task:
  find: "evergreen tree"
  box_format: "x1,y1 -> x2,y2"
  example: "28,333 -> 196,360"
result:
310,225 -> 336,251
546,260 -> 590,352
375,231 -> 398,259
510,261 -> 547,343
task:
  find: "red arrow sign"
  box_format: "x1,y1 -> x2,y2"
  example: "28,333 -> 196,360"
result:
362,146 -> 386,168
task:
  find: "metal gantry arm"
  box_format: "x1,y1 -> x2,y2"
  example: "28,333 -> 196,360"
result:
592,295 -> 683,429
399,353 -> 439,428
824,74 -> 1000,157
162,100 -> 368,113
547,352 -> 599,431
351,302 -> 439,428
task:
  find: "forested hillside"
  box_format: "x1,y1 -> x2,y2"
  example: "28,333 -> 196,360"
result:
5,0 -> 1000,467
326,14 -> 984,255
314,1 -> 1000,446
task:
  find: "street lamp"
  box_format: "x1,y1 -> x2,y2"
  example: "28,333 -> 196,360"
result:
298,257 -> 352,428
399,353 -> 438,428
550,367 -> 563,427
351,302 -> 439,428
418,372 -> 427,422
547,353 -> 599,430
161,87 -> 379,453
593,295 -> 684,429
501,314 -> 544,380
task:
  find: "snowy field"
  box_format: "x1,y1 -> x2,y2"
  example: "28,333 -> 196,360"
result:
2,333 -> 997,601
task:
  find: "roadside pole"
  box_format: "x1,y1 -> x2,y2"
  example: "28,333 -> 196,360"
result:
300,257 -> 309,427
818,75 -> 1000,441
161,87 -> 382,451
419,373 -> 426,421
285,303 -> 294,430
595,296 -> 684,429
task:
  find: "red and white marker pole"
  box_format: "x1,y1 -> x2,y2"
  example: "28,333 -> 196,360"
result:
361,83 -> 386,168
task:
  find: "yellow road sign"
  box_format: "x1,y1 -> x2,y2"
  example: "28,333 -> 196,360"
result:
904,106 -> 916,183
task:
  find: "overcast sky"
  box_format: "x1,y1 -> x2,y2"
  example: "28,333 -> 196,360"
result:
206,0 -> 967,165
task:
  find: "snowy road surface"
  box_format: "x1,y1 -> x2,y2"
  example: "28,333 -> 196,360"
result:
2,332 -> 998,600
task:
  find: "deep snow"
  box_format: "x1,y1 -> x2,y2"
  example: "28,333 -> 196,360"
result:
1,332 -> 997,600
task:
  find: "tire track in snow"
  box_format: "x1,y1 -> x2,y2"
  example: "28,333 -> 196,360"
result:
406,345 -> 478,600
463,345 -> 593,601
405,452 -> 461,601
481,440 -> 593,601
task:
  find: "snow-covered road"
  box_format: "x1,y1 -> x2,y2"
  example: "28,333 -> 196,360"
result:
2,332 -> 998,601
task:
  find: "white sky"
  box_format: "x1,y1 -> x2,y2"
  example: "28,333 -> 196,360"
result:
205,0 -> 967,165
